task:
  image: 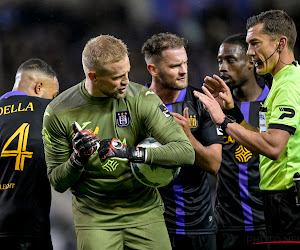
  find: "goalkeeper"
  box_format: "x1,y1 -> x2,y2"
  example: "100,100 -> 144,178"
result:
42,34 -> 195,250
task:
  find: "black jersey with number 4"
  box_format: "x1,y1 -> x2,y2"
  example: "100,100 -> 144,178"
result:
157,85 -> 223,235
0,95 -> 51,239
215,85 -> 269,232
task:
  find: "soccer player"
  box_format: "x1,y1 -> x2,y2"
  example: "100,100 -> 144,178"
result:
0,58 -> 59,249
42,34 -> 195,250
141,32 -> 222,250
215,33 -> 270,249
195,10 -> 300,250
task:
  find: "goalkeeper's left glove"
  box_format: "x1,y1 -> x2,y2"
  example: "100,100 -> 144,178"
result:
98,138 -> 146,163
69,122 -> 100,168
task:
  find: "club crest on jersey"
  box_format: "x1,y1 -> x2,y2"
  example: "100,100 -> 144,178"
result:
116,111 -> 131,127
189,115 -> 198,129
159,104 -> 171,118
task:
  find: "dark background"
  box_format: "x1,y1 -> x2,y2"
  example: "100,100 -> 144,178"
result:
0,1 -> 299,249
0,0 -> 299,95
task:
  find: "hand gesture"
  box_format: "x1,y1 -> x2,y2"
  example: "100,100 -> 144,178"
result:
203,74 -> 234,110
194,86 -> 225,126
69,121 -> 100,168
171,107 -> 192,138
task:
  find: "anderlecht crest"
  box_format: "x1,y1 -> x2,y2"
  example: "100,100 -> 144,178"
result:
116,111 -> 131,127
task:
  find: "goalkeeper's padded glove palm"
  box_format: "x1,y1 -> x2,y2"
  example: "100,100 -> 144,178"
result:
99,138 -> 146,163
70,128 -> 100,168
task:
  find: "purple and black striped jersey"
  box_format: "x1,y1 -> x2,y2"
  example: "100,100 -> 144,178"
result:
154,85 -> 223,235
0,94 -> 52,240
215,85 -> 270,232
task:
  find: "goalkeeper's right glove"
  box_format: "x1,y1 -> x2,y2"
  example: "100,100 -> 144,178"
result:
98,138 -> 146,163
70,122 -> 100,168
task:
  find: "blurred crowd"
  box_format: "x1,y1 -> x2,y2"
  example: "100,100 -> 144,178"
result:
0,0 -> 299,249
1,0 -> 299,96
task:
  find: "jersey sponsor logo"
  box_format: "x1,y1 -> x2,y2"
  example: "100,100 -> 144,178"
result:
159,104 -> 171,118
235,145 -> 252,162
278,107 -> 295,119
81,121 -> 92,129
0,183 -> 15,190
102,159 -> 119,172
0,102 -> 34,116
223,135 -> 236,144
145,91 -> 154,96
189,115 -> 198,129
116,111 -> 131,127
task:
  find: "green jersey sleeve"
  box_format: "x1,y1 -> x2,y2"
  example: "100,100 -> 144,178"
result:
43,105 -> 84,192
268,80 -> 300,133
134,88 -> 195,167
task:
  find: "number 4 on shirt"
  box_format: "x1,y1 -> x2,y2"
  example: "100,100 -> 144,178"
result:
1,123 -> 33,171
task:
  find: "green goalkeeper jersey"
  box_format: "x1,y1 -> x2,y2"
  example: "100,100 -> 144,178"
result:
42,81 -> 194,230
259,63 -> 300,191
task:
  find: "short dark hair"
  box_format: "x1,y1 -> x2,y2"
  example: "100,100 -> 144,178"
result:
141,32 -> 187,63
17,58 -> 57,78
221,33 -> 273,87
246,10 -> 297,50
222,33 -> 248,53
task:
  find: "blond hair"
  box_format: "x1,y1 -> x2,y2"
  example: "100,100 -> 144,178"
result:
82,35 -> 128,73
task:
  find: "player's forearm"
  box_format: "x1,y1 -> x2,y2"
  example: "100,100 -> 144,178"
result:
240,120 -> 260,132
191,135 -> 221,175
147,138 -> 195,167
47,160 -> 84,193
225,123 -> 289,160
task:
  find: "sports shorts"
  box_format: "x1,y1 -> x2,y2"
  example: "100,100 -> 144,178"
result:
169,233 -> 216,250
76,221 -> 171,250
262,187 -> 300,250
217,230 -> 269,250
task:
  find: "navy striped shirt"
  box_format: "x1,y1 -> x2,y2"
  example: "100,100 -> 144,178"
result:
146,84 -> 222,235
215,85 -> 270,232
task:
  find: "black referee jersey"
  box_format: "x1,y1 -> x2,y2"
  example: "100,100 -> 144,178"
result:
147,84 -> 223,235
0,94 -> 52,240
215,85 -> 270,232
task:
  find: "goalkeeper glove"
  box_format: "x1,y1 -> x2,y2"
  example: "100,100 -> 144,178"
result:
98,138 -> 146,163
70,122 -> 100,168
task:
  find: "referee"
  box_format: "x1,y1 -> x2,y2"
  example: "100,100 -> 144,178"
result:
195,10 -> 300,250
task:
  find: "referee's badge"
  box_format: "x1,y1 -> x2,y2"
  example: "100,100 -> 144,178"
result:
116,111 -> 131,127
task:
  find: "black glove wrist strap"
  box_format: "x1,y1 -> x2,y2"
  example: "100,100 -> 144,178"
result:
128,147 -> 146,163
70,151 -> 88,169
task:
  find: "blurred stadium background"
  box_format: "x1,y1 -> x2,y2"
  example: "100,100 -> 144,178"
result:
0,1 -> 299,249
